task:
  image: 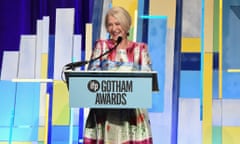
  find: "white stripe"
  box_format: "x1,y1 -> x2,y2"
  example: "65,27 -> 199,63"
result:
11,79 -> 53,83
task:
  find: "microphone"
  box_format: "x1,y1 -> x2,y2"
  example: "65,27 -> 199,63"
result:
64,36 -> 122,70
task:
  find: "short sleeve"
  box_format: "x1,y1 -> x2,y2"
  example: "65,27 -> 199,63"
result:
87,40 -> 103,71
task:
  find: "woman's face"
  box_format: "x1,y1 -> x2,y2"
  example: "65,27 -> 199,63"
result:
106,15 -> 128,41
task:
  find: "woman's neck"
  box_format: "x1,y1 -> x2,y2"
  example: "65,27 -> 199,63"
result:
118,39 -> 129,49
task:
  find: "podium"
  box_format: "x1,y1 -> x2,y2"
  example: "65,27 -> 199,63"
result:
64,71 -> 159,108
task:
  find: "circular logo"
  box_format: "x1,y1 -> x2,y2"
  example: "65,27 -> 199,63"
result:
87,80 -> 100,92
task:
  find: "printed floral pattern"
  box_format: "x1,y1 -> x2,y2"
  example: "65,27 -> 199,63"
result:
83,40 -> 153,144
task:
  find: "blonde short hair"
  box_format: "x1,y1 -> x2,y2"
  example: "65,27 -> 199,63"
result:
105,7 -> 132,33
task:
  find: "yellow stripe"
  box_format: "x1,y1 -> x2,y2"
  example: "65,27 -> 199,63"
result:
203,0 -> 214,143
222,127 -> 240,144
112,0 -> 138,41
112,0 -> 138,25
181,38 -> 201,52
44,93 -> 50,144
41,53 -> 48,78
149,0 -> 176,28
38,127 -> 44,141
204,0 -> 214,53
202,53 -> 213,144
52,80 -> 70,125
38,54 -> 49,142
219,0 -> 223,99
85,23 -> 92,70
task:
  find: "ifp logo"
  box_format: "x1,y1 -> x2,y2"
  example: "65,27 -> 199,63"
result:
87,80 -> 100,92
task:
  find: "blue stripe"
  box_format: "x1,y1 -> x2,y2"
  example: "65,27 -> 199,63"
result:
142,0 -> 149,44
47,35 -> 55,144
0,82 -> 41,141
181,52 -> 219,70
91,0 -> 103,46
14,83 -> 40,126
181,53 -> 201,70
51,126 -> 80,143
47,83 -> 53,143
200,0 -> 205,121
74,0 -> 80,34
78,0 -> 96,141
9,110 -> 14,143
51,126 -> 69,141
136,0 -> 144,42
222,72 -> 240,99
10,82 -> 17,143
180,71 -> 201,98
0,81 -> 17,143
78,108 -> 84,142
171,0 -> 183,143
147,18 -> 167,112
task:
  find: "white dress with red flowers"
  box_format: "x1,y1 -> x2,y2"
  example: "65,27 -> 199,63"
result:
83,39 -> 153,144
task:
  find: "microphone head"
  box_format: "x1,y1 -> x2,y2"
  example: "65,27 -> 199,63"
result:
117,37 -> 122,44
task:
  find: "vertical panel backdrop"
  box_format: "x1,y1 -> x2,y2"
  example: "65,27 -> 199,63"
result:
1,0 -> 240,144
0,0 -> 93,72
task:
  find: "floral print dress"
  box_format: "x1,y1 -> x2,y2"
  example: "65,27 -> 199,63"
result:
83,39 -> 153,144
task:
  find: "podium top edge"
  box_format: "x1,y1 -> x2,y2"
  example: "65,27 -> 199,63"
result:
64,71 -> 158,79
64,70 -> 158,74
64,70 -> 159,92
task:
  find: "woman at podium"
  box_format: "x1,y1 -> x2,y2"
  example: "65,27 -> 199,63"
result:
83,6 -> 153,144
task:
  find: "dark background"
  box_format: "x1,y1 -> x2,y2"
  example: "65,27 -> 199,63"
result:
0,0 -> 94,73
